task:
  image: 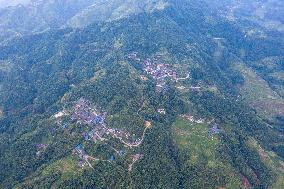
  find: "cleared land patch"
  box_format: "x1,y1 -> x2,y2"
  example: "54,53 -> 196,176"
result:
18,157 -> 79,188
172,118 -> 241,188
172,118 -> 219,166
235,63 -> 284,119
0,60 -> 13,72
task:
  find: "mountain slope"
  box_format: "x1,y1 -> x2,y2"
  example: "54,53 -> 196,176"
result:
0,0 -> 283,188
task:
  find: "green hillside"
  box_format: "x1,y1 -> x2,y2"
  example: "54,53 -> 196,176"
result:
0,0 -> 283,188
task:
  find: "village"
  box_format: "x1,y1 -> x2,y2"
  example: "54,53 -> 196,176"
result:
180,114 -> 221,138
47,98 -> 150,172
128,52 -> 191,93
34,52 -> 220,173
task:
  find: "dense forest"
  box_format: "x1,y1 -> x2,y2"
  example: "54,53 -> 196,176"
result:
0,0 -> 283,188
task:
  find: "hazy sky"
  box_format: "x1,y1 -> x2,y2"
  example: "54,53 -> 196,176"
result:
0,0 -> 30,8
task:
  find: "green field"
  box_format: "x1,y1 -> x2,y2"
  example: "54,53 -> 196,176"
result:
172,118 -> 241,188
172,118 -> 219,166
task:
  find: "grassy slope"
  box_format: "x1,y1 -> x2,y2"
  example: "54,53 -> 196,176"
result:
16,156 -> 80,188
172,118 -> 241,188
235,63 -> 284,120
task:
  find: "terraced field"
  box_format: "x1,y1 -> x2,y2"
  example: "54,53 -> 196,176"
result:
172,118 -> 241,189
235,63 -> 284,120
172,118 -> 218,166
17,157 -> 80,188
248,138 -> 284,189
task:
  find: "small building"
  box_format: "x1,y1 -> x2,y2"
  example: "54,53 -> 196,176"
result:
128,52 -> 138,59
141,76 -> 148,81
75,144 -> 83,154
119,149 -> 125,157
196,119 -> 204,124
54,111 -> 65,118
95,115 -> 104,124
0,108 -> 3,118
109,155 -> 115,161
158,109 -> 166,115
78,160 -> 85,167
208,123 -> 221,137
83,132 -> 90,140
62,123 -> 68,129
177,86 -> 186,90
155,85 -> 163,93
172,71 -> 177,80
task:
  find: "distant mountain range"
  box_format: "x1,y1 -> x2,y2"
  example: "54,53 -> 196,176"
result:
0,0 -> 30,8
0,0 -> 283,42
207,0 -> 284,32
0,0 -> 168,42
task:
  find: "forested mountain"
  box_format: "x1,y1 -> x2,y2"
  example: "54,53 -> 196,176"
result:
207,0 -> 284,32
0,0 -> 283,188
0,0 -> 168,42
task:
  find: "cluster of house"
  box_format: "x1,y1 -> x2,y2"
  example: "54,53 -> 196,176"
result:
109,149 -> 126,162
73,144 -> 91,167
108,128 -> 131,140
128,52 -> 178,93
52,109 -> 70,132
72,99 -> 112,143
82,126 -> 108,143
128,52 -> 212,95
72,98 -> 106,126
181,114 -> 221,139
143,59 -> 177,93
127,52 -> 141,61
72,98 -> 148,145
36,144 -> 48,156
70,98 -> 148,168
181,114 -> 206,124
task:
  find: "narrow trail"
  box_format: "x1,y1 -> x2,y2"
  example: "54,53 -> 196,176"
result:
109,146 -> 120,155
136,98 -> 146,116
128,154 -> 144,173
117,126 -> 149,148
87,155 -> 100,161
88,155 -> 111,163
78,121 -> 149,169
95,132 -> 108,141
128,160 -> 137,172
85,158 -> 95,169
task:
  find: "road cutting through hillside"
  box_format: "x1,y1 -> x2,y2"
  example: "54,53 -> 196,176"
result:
116,125 -> 150,148
176,73 -> 190,81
